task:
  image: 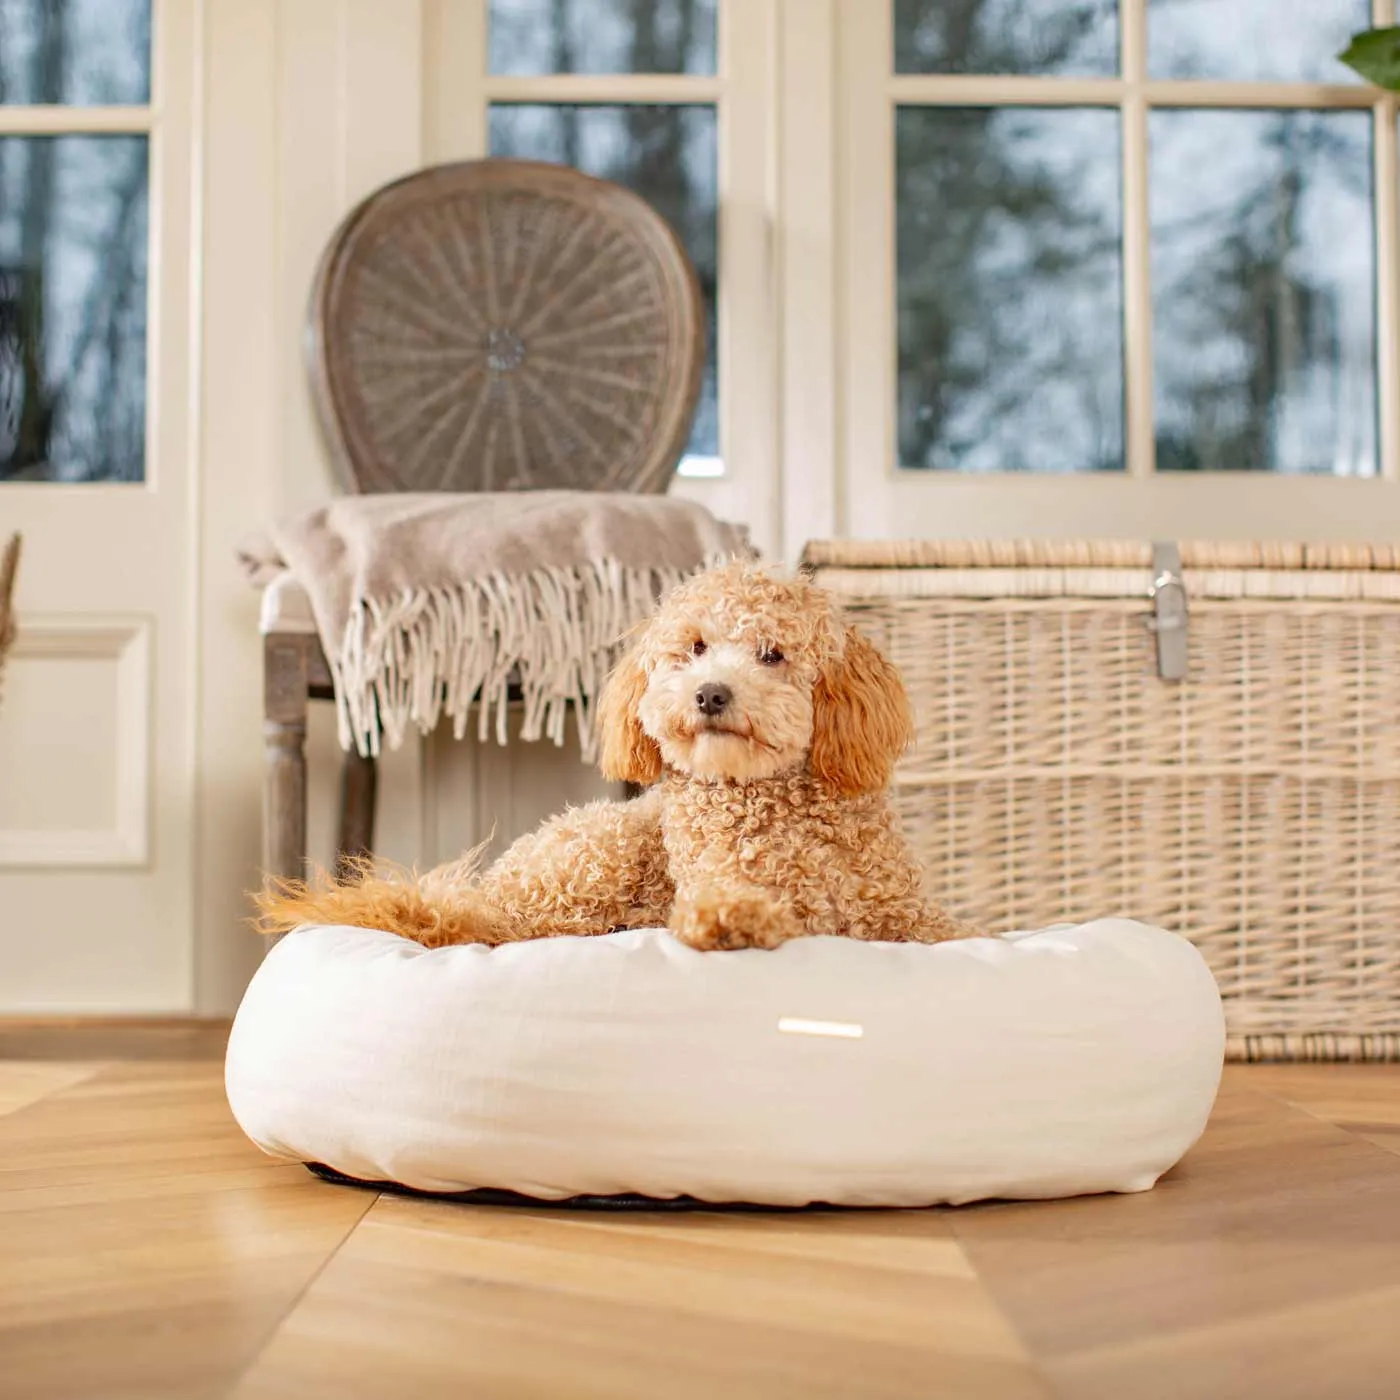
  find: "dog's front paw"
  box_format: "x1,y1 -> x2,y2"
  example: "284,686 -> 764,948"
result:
669,888 -> 802,951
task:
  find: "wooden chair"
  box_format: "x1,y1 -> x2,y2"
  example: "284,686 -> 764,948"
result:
262,158 -> 705,885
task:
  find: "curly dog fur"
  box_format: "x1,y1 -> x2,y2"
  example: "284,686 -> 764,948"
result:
254,563 -> 971,950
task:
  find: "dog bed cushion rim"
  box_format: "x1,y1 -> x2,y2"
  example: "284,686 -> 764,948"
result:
226,920 -> 1225,1209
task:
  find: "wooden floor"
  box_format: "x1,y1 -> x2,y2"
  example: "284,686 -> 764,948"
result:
2,1028 -> 1399,1400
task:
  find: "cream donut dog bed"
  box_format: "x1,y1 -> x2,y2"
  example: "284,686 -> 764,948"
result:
225,920 -> 1224,1209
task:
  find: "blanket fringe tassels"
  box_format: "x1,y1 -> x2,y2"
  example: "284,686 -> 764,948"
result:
333,559 -> 705,760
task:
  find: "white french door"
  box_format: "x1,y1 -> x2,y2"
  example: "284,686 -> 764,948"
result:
0,0 -> 199,1011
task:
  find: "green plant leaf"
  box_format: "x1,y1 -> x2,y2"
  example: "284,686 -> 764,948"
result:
1339,26 -> 1400,91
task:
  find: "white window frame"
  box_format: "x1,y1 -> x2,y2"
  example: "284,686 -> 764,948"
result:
0,0 -> 192,499
838,0 -> 1400,543
423,0 -> 781,552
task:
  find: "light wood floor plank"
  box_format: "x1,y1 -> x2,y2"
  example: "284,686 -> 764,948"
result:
234,1210 -> 1050,1400
1240,1063 -> 1400,1156
0,1061 -> 107,1117
236,1267 -> 1052,1399
950,1078 -> 1400,1396
341,1196 -> 1013,1352
0,1061 -> 374,1399
1047,1282 -> 1400,1400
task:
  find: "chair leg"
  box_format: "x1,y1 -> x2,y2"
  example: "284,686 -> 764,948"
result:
335,749 -> 378,879
263,636 -> 310,894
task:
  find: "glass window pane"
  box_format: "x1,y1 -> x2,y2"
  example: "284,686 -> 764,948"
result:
1148,0 -> 1368,83
894,0 -> 1117,77
896,107 -> 1123,473
0,136 -> 148,483
0,0 -> 151,105
489,104 -> 719,471
489,0 -> 717,77
1151,110 -> 1374,475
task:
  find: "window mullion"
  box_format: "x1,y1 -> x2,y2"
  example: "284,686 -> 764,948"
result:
1379,0 -> 1400,482
888,75 -> 1121,105
0,107 -> 153,136
1374,96 -> 1399,484
481,74 -> 724,103
1143,81 -> 1374,109
889,76 -> 1378,111
1364,0 -> 1395,483
1122,0 -> 1154,478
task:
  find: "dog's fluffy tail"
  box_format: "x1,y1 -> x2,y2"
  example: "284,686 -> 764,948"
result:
251,851 -> 510,948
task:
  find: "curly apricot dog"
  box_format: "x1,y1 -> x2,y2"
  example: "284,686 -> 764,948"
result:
254,563 -> 970,949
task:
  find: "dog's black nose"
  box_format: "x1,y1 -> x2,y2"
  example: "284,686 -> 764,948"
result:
695,682 -> 732,716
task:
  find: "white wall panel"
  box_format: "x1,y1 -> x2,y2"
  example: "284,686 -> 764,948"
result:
0,620 -> 151,867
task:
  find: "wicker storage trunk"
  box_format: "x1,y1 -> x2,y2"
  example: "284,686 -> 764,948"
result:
803,539 -> 1400,1062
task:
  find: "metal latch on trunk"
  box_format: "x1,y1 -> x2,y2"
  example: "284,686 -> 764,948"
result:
1147,541 -> 1189,681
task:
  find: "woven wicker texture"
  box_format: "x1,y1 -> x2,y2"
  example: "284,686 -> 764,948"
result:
805,540 -> 1400,1062
308,159 -> 705,495
802,538 -> 1400,572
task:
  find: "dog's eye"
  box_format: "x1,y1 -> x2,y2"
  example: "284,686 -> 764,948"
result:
690,639 -> 707,657
759,647 -> 785,666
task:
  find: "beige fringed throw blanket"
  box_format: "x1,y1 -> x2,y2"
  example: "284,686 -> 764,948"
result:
238,493 -> 752,758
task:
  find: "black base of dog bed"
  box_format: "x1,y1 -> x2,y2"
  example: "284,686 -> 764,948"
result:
304,1161 -> 832,1213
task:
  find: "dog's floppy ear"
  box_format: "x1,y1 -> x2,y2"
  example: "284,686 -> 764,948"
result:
597,640 -> 662,785
810,625 -> 914,796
